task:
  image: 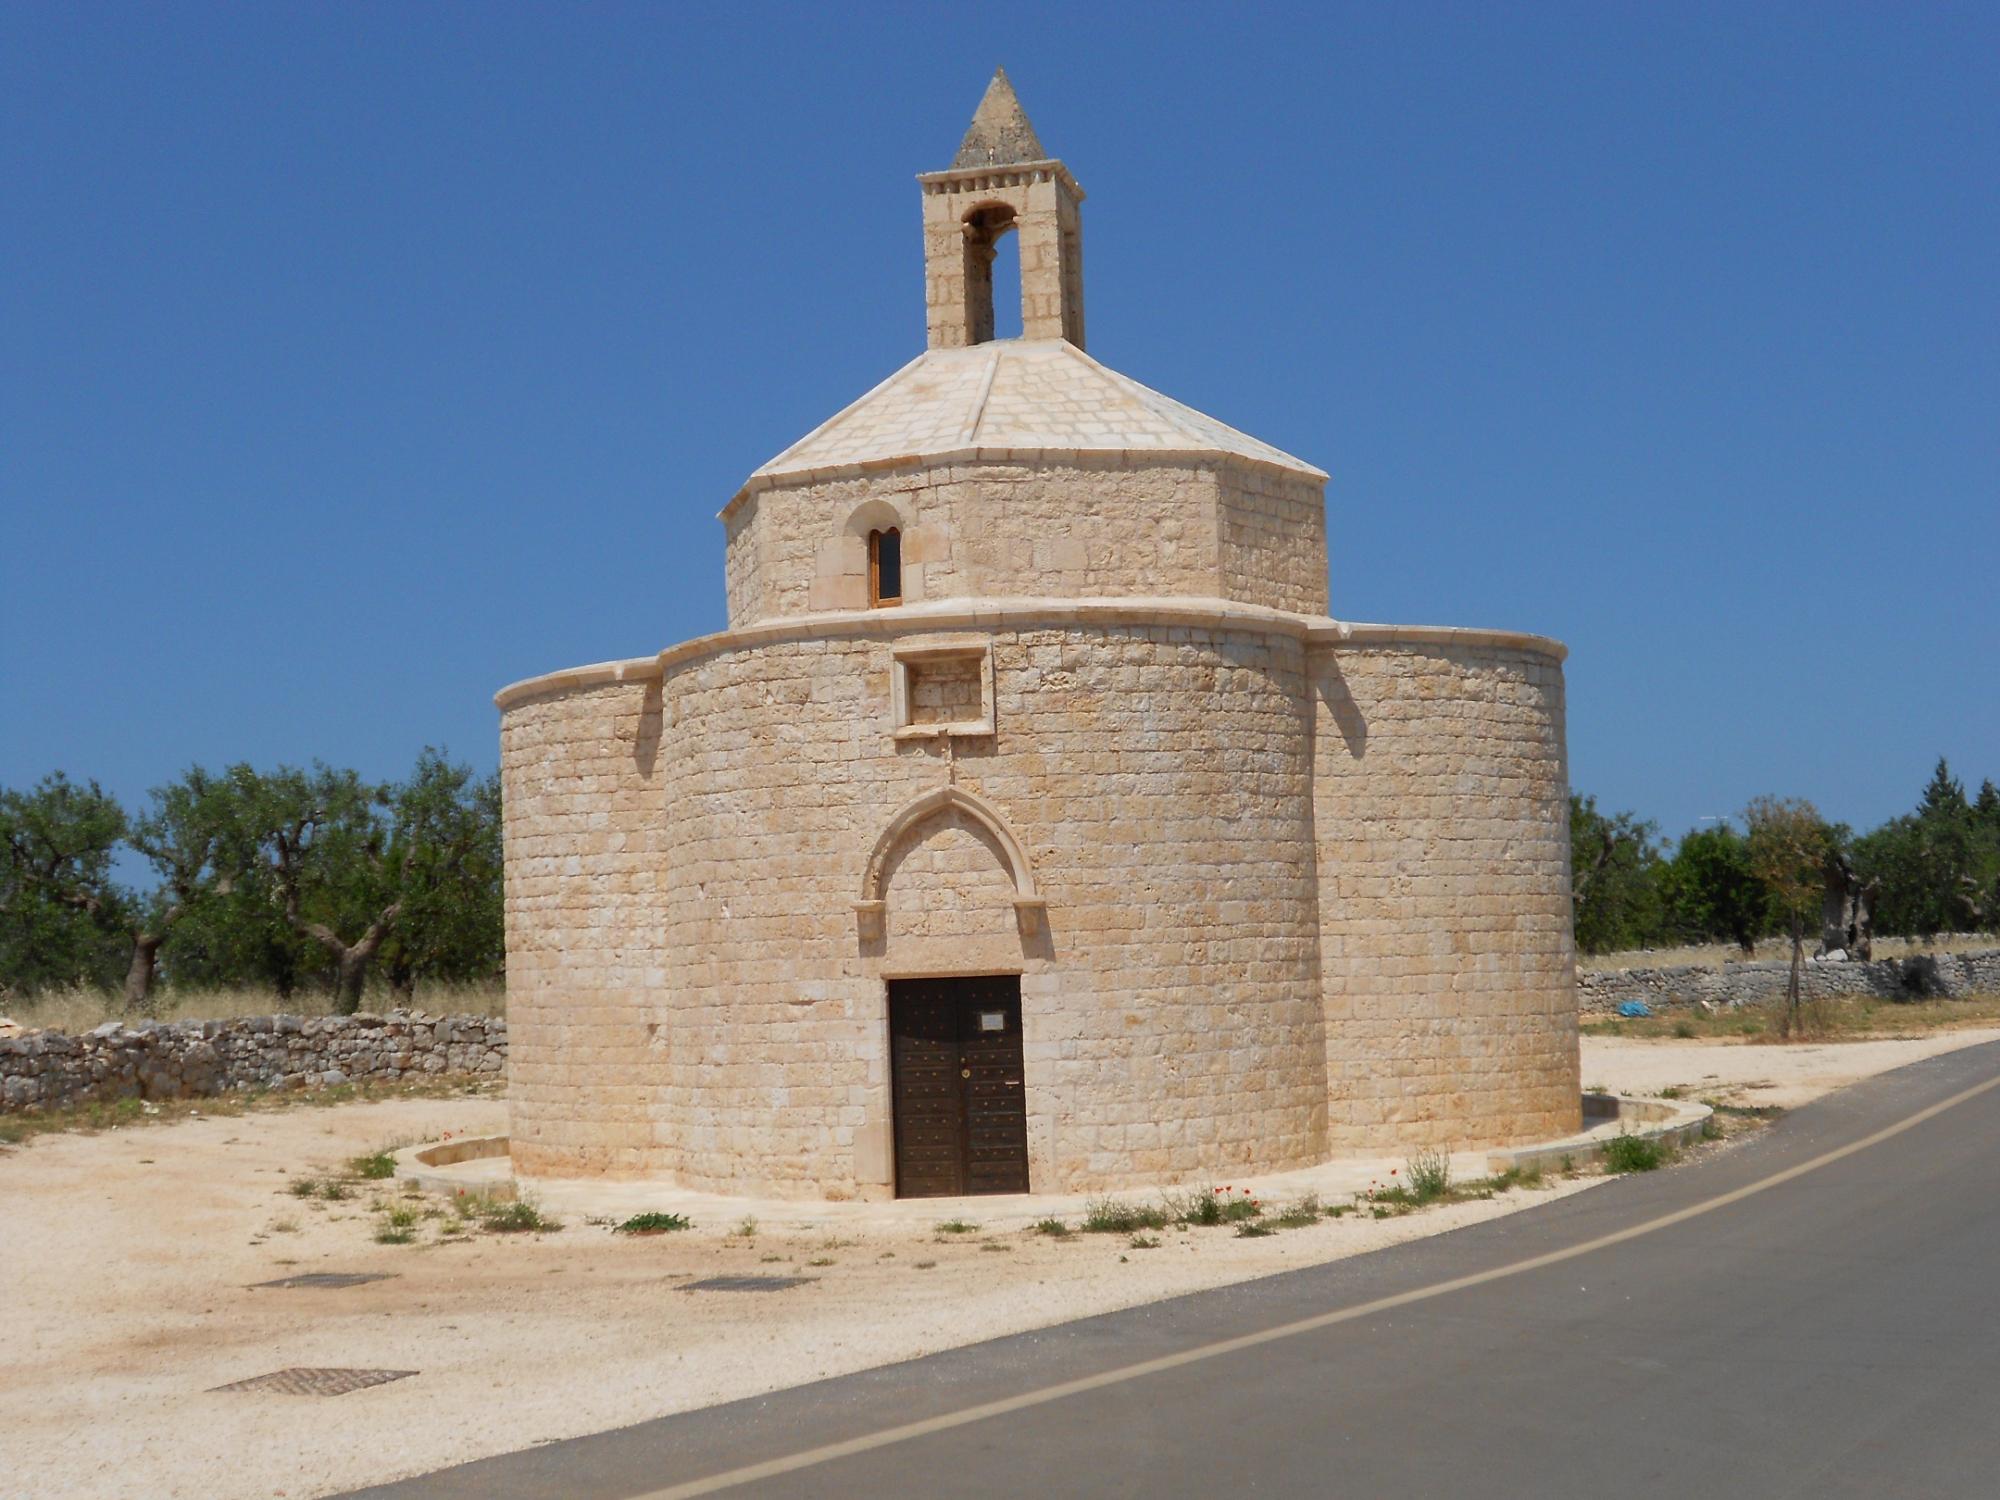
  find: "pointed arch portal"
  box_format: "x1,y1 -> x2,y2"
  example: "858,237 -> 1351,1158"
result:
854,785 -> 1045,936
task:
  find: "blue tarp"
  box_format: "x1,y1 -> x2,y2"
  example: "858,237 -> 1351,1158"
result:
1616,1000 -> 1653,1018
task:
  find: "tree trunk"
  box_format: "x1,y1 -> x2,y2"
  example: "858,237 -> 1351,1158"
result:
1787,914 -> 1805,1037
335,949 -> 371,1015
122,933 -> 163,1015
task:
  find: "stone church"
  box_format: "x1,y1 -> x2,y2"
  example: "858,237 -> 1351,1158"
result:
497,72 -> 1579,1200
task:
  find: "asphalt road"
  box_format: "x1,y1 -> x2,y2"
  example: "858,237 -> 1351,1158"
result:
344,1040 -> 2000,1500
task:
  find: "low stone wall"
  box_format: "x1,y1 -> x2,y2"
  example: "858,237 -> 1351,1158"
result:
0,1011 -> 506,1114
1579,949 -> 2000,1015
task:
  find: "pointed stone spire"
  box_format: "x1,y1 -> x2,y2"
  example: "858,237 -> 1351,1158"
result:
952,68 -> 1047,168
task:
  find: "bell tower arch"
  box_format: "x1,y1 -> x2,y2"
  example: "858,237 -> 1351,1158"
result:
920,68 -> 1085,350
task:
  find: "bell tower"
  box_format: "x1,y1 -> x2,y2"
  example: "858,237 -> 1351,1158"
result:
919,69 -> 1085,350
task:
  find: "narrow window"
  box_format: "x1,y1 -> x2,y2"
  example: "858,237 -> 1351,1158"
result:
869,527 -> 902,607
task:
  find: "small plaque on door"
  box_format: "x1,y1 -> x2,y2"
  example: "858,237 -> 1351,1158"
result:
978,1011 -> 1006,1032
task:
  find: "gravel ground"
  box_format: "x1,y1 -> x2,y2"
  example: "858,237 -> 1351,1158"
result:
7,1026 -> 1995,1500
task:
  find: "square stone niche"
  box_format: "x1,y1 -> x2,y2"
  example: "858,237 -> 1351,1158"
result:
891,641 -> 994,739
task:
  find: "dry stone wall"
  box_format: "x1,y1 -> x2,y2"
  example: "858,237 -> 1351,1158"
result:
1579,948 -> 2000,1014
0,1012 -> 503,1114
1312,640 -> 1579,1153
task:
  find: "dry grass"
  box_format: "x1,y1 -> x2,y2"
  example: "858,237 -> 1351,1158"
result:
1579,932 -> 1995,973
2,981 -> 506,1033
1582,992 -> 2000,1043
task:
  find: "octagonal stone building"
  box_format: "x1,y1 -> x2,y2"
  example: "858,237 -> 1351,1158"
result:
497,73 -> 1580,1200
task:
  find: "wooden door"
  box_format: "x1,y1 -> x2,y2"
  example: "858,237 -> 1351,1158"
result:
889,976 -> 1028,1198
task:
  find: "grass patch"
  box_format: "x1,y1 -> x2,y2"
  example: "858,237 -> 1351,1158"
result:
1582,993 -> 2000,1043
1405,1147 -> 1452,1204
1166,1186 -> 1263,1227
934,1219 -> 978,1235
1272,1193 -> 1323,1228
614,1212 -> 692,1235
287,1174 -> 351,1201
349,1150 -> 398,1180
1603,1133 -> 1665,1174
731,1215 -> 758,1239
1127,1232 -> 1162,1250
1081,1196 -> 1170,1234
806,1256 -> 836,1268
480,1199 -> 561,1234
1031,1218 -> 1072,1238
979,1240 -> 1013,1253
1234,1221 -> 1277,1238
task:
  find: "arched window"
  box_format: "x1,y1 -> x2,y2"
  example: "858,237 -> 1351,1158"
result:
869,527 -> 902,607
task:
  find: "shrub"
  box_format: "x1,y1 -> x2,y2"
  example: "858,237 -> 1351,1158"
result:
1127,1232 -> 1161,1250
349,1150 -> 397,1181
1081,1197 -> 1169,1234
1603,1134 -> 1664,1174
1406,1148 -> 1452,1204
731,1215 -> 758,1239
614,1212 -> 692,1235
1170,1185 -> 1262,1227
1031,1218 -> 1072,1238
1234,1221 -> 1276,1238
1273,1194 -> 1322,1228
481,1199 -> 561,1233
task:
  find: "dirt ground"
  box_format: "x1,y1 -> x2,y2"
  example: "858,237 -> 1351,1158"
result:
7,1025 -> 1997,1500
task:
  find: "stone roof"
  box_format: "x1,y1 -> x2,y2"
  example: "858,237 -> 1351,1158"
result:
952,68 -> 1046,169
741,339 -> 1326,498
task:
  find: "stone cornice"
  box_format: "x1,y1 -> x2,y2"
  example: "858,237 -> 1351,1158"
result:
494,600 -> 1567,710
720,443 -> 1324,519
916,158 -> 1085,200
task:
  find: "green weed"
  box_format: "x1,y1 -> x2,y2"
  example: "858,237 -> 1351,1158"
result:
1603,1134 -> 1664,1174
614,1212 -> 692,1234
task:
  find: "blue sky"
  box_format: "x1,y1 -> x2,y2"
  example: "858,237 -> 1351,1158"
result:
3,2 -> 1994,851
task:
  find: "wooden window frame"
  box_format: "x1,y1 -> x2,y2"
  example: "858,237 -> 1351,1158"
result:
869,527 -> 903,608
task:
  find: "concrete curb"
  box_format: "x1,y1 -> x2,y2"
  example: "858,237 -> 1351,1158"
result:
393,1135 -> 514,1202
1486,1093 -> 1712,1175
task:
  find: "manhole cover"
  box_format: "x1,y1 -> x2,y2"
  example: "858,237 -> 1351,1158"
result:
252,1272 -> 395,1290
681,1275 -> 812,1292
211,1367 -> 417,1397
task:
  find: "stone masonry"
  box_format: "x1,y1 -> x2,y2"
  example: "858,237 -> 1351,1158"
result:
0,1012 -> 504,1114
496,75 -> 1582,1199
1579,948 -> 2000,1015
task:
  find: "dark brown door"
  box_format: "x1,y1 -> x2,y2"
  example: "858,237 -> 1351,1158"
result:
889,976 -> 1028,1198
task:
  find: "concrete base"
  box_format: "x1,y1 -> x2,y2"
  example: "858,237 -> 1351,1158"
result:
391,1095 -> 1702,1233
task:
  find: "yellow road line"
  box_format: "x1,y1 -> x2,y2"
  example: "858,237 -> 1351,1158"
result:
635,1068 -> 2000,1499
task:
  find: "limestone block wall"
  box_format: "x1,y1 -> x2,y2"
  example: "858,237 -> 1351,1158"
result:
724,458 -> 1328,627
499,676 -> 668,1178
645,613 -> 1326,1197
1311,637 -> 1578,1152
1216,467 -> 1329,616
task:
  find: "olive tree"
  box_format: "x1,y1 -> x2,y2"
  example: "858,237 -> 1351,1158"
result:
1745,796 -> 1834,1038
